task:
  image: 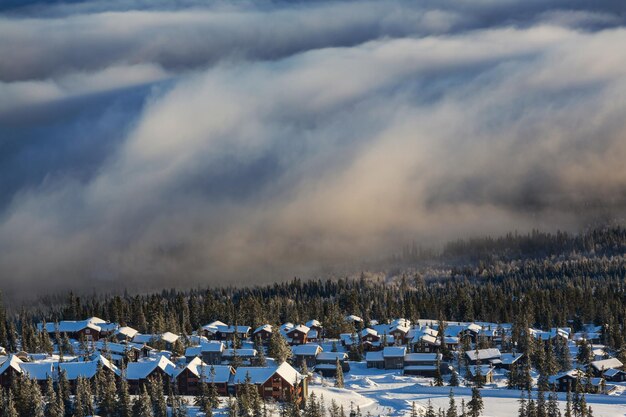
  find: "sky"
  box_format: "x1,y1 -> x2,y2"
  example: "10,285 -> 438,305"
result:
1,0 -> 626,298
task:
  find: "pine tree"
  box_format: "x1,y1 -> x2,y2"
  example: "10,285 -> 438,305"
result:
208,365 -> 221,408
6,389 -> 19,417
97,366 -> 118,417
410,401 -> 419,417
564,388 -> 572,417
518,390 -> 527,417
268,331 -> 292,364
547,391 -> 561,417
434,357 -> 444,387
335,358 -> 344,388
148,374 -> 167,417
133,386 -> 154,417
117,375 -> 133,417
467,387 -> 483,417
450,370 -> 460,387
447,389 -> 458,417
425,399 -> 436,417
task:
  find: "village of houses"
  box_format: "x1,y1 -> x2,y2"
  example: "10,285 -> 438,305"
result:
2,315 -> 626,416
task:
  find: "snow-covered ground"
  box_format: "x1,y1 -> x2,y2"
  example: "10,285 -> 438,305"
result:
306,362 -> 626,417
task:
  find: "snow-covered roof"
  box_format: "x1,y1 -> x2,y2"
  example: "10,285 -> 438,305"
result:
232,362 -> 302,385
365,351 -> 383,362
603,368 -> 625,377
223,348 -> 257,358
161,332 -> 180,344
287,324 -> 310,335
361,328 -> 378,337
591,358 -> 623,371
126,356 -> 177,380
500,353 -> 524,365
185,341 -> 224,357
254,324 -> 272,334
466,348 -> 501,362
115,326 -> 138,339
404,365 -> 437,371
383,347 -> 406,358
175,357 -> 233,383
292,344 -> 322,356
345,315 -> 363,323
216,325 -> 251,334
405,353 -> 441,362
316,352 -> 348,362
306,320 -> 322,328
307,329 -> 319,339
21,362 -> 55,380
0,354 -> 23,374
39,320 -> 101,335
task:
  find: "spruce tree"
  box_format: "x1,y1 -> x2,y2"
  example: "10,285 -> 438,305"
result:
518,390 -> 527,417
268,331 -> 292,364
434,357 -> 444,387
6,389 -> 19,417
133,386 -> 154,417
117,375 -> 133,417
148,374 -> 167,417
467,387 -> 483,417
449,370 -> 459,387
335,358 -> 344,388
447,389 -> 458,417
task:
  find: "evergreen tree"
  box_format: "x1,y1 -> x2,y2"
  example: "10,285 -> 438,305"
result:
425,399 -> 436,417
434,357 -> 444,387
518,390 -> 527,417
449,370 -> 460,387
447,389 -> 458,417
547,391 -> 560,417
467,387 -> 483,417
133,386 -> 154,417
268,331 -> 292,364
6,389 -> 19,417
335,358 -> 344,388
117,375 -> 133,417
148,374 -> 167,417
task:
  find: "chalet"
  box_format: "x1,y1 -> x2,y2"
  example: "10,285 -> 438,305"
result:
603,368 -> 626,382
383,346 -> 406,370
340,333 -> 359,347
126,356 -> 177,393
315,352 -> 349,377
550,370 -> 604,393
410,328 -> 440,353
305,320 -> 323,341
223,348 -> 257,365
493,353 -> 524,370
201,321 -> 228,339
215,325 -> 251,341
465,348 -> 501,365
403,353 -> 444,376
253,325 -> 273,343
60,355 -> 120,390
590,358 -> 623,377
175,358 -> 234,395
132,332 -> 180,350
38,319 -> 103,341
95,341 -> 141,364
389,323 -> 411,345
0,355 -> 23,388
231,362 -> 307,404
366,351 -> 384,369
444,323 -> 481,343
467,365 -> 494,385
114,326 -> 139,342
286,325 -> 310,345
185,341 -> 224,365
292,344 -> 322,368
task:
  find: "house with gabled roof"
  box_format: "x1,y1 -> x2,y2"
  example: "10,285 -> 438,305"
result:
286,325 -> 310,346
0,355 -> 23,389
403,353 -> 444,376
253,324 -> 273,343
315,352 -> 349,377
292,344 -> 322,368
231,362 -> 307,404
175,357 -> 234,395
126,356 -> 177,393
114,326 -> 139,342
185,341 -> 224,365
383,346 -> 406,369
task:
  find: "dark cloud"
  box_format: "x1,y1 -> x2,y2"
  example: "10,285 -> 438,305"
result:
1,0 -> 626,299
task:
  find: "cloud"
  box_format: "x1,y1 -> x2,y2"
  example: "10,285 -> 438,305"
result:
0,0 -> 626,298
